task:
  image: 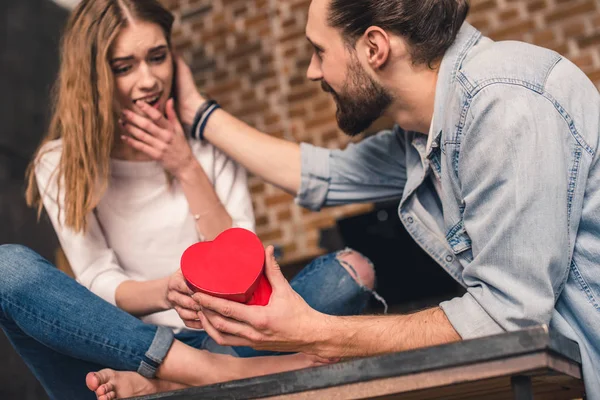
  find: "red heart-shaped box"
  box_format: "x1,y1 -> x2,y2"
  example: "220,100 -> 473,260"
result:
180,228 -> 272,306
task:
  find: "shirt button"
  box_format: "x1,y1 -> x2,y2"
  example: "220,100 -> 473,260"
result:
445,255 -> 454,263
406,216 -> 414,224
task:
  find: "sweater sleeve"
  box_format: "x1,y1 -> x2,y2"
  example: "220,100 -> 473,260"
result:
212,147 -> 256,233
35,143 -> 130,305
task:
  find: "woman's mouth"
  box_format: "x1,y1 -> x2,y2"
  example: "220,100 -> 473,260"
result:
134,92 -> 162,109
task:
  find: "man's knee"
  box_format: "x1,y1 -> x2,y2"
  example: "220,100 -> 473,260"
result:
336,249 -> 376,290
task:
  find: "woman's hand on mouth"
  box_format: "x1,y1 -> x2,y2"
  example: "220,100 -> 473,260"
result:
120,98 -> 199,179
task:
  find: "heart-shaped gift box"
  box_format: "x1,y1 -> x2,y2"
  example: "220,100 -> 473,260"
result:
180,228 -> 272,306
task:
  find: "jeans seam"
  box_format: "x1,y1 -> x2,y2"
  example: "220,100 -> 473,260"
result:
0,292 -> 147,361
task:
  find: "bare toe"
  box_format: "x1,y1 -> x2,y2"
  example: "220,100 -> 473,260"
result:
98,392 -> 116,400
86,372 -> 100,392
87,369 -> 118,399
98,382 -> 114,395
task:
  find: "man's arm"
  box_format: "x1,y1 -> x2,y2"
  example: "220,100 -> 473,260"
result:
176,57 -> 408,208
176,58 -> 302,195
312,308 -> 461,358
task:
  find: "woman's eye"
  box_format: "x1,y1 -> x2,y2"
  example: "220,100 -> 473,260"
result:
112,65 -> 131,75
150,54 -> 167,63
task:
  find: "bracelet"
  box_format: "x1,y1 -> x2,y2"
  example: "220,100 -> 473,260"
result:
192,202 -> 223,220
191,100 -> 220,141
197,103 -> 221,141
191,99 -> 214,140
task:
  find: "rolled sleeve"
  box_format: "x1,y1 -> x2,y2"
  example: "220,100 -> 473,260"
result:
296,129 -> 408,211
296,143 -> 332,211
440,293 -> 505,339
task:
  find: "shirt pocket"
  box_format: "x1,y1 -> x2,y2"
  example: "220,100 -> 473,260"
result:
446,219 -> 472,255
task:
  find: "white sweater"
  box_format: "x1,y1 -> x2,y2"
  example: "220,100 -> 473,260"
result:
36,139 -> 255,332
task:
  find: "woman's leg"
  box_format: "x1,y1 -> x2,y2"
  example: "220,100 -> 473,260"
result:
0,245 -> 322,398
0,244 -> 176,397
2,322 -> 104,400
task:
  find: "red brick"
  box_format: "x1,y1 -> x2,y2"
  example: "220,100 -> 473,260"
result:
265,193 -> 294,207
545,0 -> 597,24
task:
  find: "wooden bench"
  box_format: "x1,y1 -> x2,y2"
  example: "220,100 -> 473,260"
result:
129,326 -> 584,400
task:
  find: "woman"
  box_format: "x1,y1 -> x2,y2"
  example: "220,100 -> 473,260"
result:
0,0 -> 375,399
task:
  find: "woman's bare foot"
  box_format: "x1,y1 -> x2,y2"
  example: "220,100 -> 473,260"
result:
156,341 -> 333,387
86,369 -> 187,400
233,352 -> 329,380
187,352 -> 330,386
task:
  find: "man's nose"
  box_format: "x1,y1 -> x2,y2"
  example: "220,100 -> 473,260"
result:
306,54 -> 323,81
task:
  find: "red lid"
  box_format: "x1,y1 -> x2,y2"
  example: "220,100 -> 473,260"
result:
181,228 -> 271,305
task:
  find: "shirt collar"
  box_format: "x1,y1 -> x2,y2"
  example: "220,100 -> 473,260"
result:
429,22 -> 482,147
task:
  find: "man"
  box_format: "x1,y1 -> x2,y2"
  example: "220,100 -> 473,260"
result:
143,0 -> 600,396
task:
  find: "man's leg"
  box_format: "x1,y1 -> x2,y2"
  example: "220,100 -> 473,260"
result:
232,249 -> 383,357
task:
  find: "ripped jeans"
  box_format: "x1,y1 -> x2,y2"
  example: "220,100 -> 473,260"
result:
0,245 -> 381,400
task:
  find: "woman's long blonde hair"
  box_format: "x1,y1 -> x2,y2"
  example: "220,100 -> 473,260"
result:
25,0 -> 174,233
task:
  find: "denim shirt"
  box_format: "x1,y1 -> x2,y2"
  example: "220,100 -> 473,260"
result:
296,22 -> 600,397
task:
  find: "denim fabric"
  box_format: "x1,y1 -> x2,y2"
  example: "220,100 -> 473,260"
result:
0,245 -> 172,400
0,245 -> 370,399
296,22 -> 600,398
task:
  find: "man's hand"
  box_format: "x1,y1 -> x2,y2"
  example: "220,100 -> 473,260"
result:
194,246 -> 329,354
174,56 -> 206,128
166,269 -> 204,330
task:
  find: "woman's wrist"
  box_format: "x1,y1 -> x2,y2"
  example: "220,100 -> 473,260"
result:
176,157 -> 204,184
160,276 -> 173,311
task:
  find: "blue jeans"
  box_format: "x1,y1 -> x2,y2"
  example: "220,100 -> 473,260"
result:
0,244 -> 371,399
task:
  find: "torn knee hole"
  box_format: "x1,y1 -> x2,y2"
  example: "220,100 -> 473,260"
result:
336,250 -> 376,290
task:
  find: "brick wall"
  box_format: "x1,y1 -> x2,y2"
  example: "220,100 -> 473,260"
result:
165,0 -> 600,264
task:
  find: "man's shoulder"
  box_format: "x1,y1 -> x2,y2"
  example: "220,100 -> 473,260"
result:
459,39 -> 563,93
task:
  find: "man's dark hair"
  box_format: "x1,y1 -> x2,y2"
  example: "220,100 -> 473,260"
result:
328,0 -> 470,67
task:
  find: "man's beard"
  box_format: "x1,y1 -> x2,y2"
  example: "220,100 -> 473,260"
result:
321,58 -> 393,136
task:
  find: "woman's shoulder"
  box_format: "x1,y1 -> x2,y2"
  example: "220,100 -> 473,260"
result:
35,139 -> 63,174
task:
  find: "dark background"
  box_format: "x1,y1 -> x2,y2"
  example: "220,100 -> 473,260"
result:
1,0 -> 66,398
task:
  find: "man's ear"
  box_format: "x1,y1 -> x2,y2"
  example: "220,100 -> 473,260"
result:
360,27 -> 391,69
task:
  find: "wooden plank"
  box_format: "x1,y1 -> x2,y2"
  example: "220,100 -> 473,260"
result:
129,327 -> 583,400
263,353 -> 583,400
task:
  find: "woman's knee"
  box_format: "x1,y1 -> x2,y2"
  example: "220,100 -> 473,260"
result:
0,244 -> 48,295
336,249 -> 376,290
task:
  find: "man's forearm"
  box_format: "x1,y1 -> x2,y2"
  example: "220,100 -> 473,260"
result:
310,307 -> 461,358
181,99 -> 302,195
